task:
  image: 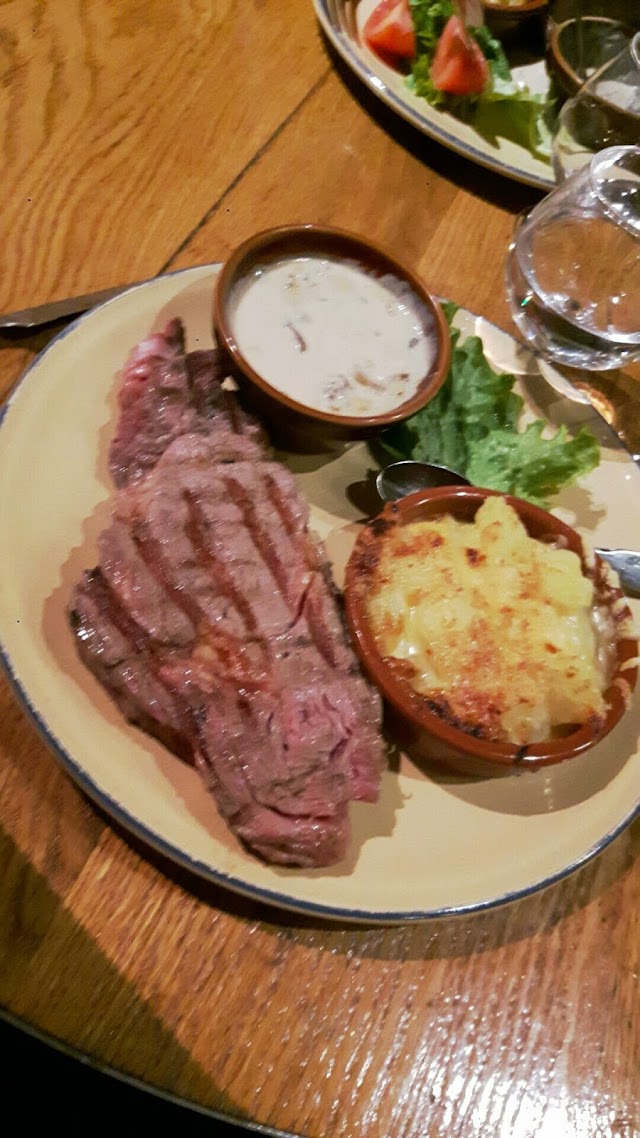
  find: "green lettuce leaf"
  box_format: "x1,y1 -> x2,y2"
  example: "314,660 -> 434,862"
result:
468,68 -> 553,161
407,0 -> 553,161
380,313 -> 600,509
409,0 -> 455,53
466,422 -> 601,508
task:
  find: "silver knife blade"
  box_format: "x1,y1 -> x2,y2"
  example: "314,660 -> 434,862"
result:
0,279 -> 151,330
595,548 -> 640,598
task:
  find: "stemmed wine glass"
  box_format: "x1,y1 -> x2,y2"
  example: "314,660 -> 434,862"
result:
552,31 -> 640,183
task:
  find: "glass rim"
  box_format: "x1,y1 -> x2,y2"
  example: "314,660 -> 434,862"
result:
633,31 -> 640,71
590,145 -> 640,238
587,143 -> 637,185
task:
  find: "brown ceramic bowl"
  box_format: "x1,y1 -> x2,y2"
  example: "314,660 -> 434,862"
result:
344,486 -> 638,778
213,225 -> 451,453
481,0 -> 549,44
546,16 -> 634,101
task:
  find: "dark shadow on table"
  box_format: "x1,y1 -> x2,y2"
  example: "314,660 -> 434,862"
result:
315,27 -> 547,217
0,1012 -> 294,1137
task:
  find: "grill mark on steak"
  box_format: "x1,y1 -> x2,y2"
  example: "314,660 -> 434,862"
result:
70,568 -> 196,763
223,464 -> 358,672
186,488 -> 294,640
99,516 -> 196,647
302,566 -> 360,673
221,469 -> 314,617
262,464 -> 310,544
69,317 -> 385,868
130,500 -> 239,640
126,447 -> 252,642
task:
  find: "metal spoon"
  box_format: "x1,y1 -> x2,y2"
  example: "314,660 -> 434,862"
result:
375,459 -> 640,597
375,459 -> 470,501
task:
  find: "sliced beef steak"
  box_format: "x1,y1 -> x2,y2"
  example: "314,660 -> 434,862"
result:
69,320 -> 385,868
108,318 -> 267,488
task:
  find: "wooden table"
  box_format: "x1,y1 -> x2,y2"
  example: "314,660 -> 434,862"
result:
1,3 -> 638,1135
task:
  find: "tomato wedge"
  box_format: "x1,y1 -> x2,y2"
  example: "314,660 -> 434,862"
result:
430,14 -> 489,96
362,0 -> 416,61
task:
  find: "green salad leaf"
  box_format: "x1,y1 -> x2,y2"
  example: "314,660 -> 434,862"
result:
409,0 -> 455,60
380,306 -> 600,509
407,0 -> 553,161
466,422 -> 602,507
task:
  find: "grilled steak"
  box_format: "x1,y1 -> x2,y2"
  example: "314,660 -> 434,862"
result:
108,318 -> 267,488
69,319 -> 384,867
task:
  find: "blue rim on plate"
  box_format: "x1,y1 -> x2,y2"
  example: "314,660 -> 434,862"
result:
1,265 -> 638,924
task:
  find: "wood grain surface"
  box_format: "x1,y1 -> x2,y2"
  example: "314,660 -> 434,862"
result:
1,2 -> 638,1135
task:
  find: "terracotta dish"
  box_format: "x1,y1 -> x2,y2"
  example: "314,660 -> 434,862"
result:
213,224 -> 451,452
481,0 -> 549,44
344,486 -> 638,778
546,16 -> 634,101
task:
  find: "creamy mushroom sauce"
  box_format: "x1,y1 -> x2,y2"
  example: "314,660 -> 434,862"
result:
229,255 -> 434,416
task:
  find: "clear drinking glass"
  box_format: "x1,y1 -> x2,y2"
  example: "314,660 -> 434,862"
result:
505,144 -> 640,371
552,31 -> 640,183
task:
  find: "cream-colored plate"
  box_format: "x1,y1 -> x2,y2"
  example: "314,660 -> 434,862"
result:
1,264 -> 638,924
313,0 -> 554,191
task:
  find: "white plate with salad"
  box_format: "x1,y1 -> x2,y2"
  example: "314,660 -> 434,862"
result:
314,0 -> 555,190
1,264 -> 639,924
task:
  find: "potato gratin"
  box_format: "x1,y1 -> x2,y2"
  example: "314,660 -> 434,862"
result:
365,496 -> 613,745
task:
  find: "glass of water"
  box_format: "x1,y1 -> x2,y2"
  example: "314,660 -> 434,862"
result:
505,144 -> 640,371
